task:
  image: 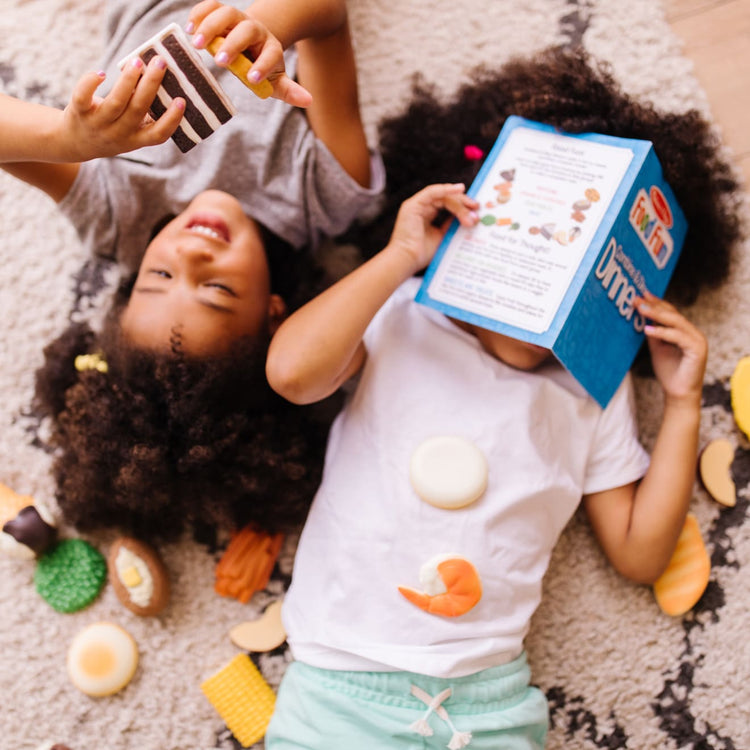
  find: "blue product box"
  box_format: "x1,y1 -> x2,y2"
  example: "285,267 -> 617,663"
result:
416,115 -> 687,407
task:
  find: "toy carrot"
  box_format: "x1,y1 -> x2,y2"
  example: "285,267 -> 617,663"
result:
215,526 -> 284,603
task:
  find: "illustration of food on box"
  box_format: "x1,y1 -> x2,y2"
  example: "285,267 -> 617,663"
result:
416,116 -> 687,407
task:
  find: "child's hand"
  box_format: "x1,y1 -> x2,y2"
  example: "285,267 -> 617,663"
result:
635,293 -> 707,408
187,0 -> 312,108
61,59 -> 184,161
389,184 -> 479,273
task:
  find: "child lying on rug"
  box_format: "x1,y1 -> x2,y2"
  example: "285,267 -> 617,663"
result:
0,0 -> 383,540
262,192 -> 704,748
262,49 -> 742,749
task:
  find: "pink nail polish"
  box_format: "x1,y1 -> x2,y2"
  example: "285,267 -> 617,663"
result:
215,51 -> 229,65
131,57 -> 143,69
185,21 -> 195,33
193,33 -> 205,48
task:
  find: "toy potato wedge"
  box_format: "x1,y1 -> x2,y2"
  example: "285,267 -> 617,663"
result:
653,513 -> 710,616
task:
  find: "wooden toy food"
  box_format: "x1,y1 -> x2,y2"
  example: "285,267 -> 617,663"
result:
34,539 -> 107,613
698,438 -> 736,507
409,436 -> 488,509
398,554 -> 483,618
118,23 -> 235,153
205,37 -> 273,98
215,526 -> 284,603
107,537 -> 170,617
229,599 -> 286,652
0,483 -> 57,559
653,513 -> 711,616
67,622 -> 139,697
730,355 -> 750,439
201,654 -> 276,747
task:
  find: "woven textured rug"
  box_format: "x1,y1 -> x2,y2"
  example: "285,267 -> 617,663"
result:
1,1 -> 749,748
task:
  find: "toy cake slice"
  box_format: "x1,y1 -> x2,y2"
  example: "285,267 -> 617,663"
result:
119,22 -> 236,153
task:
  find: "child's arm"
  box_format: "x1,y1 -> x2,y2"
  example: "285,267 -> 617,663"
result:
0,60 -> 183,201
188,0 -> 370,186
266,184 -> 479,404
583,294 -> 707,584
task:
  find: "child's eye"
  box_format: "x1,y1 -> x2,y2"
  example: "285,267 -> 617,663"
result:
149,269 -> 172,279
207,282 -> 236,295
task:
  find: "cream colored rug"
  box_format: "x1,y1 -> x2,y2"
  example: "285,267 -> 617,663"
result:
1,1 -> 749,748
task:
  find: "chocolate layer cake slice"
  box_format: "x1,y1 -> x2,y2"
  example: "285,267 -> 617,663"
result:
118,22 -> 236,153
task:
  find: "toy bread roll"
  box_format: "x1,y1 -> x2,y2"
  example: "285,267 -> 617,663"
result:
653,513 -> 710,616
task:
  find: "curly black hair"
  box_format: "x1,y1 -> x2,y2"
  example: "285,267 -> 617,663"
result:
355,46 -> 743,305
34,228 -> 337,543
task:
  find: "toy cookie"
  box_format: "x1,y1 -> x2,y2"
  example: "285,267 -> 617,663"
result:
698,438 -> 736,507
118,23 -> 236,153
229,599 -> 287,652
107,537 -> 170,617
67,622 -> 138,697
409,436 -> 488,509
34,539 -> 107,613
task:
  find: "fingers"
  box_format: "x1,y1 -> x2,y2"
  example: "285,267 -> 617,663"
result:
138,97 -> 186,145
95,55 -> 170,128
190,3 -> 241,48
412,183 -> 480,226
635,295 -> 707,359
70,70 -> 107,114
243,30 -> 283,83
187,2 -> 286,89
186,0 -> 225,35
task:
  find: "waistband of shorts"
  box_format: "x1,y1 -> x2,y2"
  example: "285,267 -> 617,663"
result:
288,651 -> 533,713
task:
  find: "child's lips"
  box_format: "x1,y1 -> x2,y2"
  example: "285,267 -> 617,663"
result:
185,214 -> 231,243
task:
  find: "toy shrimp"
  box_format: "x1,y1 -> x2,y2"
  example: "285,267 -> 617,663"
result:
398,554 -> 483,617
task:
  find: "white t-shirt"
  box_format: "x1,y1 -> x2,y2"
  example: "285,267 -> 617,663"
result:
283,278 -> 650,678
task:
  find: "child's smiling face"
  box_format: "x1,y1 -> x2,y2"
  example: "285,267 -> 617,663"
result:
121,190 -> 285,355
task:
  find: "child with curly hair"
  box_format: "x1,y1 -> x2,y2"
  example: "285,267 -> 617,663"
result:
1,0 -> 384,540
262,48 -> 741,749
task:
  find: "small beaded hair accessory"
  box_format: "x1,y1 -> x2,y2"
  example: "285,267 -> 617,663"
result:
74,353 -> 108,374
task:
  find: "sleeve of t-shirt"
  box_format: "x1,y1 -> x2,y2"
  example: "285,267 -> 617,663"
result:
362,278 -> 416,351
57,160 -> 118,261
582,374 -> 651,495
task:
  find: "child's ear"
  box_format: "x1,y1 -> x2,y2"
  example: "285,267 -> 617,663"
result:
267,294 -> 287,335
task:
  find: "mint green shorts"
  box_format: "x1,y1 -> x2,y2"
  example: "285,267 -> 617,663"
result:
265,652 -> 548,749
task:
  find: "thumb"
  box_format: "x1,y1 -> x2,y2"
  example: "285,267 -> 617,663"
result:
271,75 -> 313,108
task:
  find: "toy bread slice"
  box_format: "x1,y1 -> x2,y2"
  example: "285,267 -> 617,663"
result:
118,22 -> 236,153
653,513 -> 710,616
205,37 -> 273,99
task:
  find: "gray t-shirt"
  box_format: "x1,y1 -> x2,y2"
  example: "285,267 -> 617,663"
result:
59,0 -> 385,271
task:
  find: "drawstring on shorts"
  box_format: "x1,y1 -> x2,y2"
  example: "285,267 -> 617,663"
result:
409,684 -> 473,749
